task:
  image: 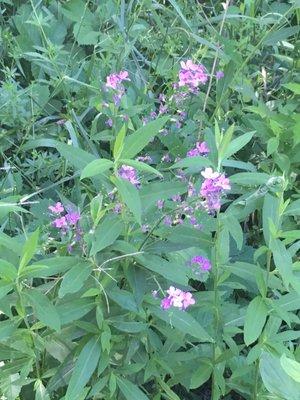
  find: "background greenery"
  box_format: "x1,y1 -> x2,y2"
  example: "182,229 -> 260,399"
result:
0,0 -> 299,399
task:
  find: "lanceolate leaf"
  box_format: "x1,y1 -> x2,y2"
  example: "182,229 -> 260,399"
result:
244,296 -> 268,345
65,336 -> 101,400
25,289 -> 61,332
80,159 -> 113,179
116,376 -> 150,400
121,117 -> 168,159
114,177 -> 142,225
149,306 -> 213,343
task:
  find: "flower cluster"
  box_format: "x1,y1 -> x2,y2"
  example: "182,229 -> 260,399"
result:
161,286 -> 195,310
105,70 -> 130,106
48,202 -> 81,230
200,168 -> 231,211
118,165 -> 140,187
187,141 -> 210,157
178,60 -> 208,91
190,256 -> 212,274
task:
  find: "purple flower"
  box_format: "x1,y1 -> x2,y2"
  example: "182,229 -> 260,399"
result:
65,211 -> 81,225
216,70 -> 224,80
191,255 -> 212,271
48,202 -> 64,214
113,203 -> 122,214
156,199 -> 165,210
150,111 -> 157,119
118,165 -> 140,187
171,194 -> 181,202
161,153 -> 171,163
200,168 -> 231,211
141,224 -> 149,233
163,216 -> 172,226
105,118 -> 113,128
178,60 -> 208,90
56,119 -> 66,126
136,155 -> 152,163
152,290 -> 158,298
187,141 -> 210,158
161,286 -> 195,310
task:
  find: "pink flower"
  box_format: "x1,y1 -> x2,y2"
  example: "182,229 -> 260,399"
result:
200,168 -> 231,212
48,202 -> 64,214
53,216 -> 67,228
178,60 -> 208,90
181,292 -> 196,309
105,71 -> 130,90
161,286 -> 195,310
187,141 -> 210,157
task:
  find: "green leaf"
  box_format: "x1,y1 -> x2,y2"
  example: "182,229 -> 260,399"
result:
56,142 -> 96,170
280,354 -> 300,383
35,380 -> 50,400
90,214 -> 123,256
222,131 -> 254,159
21,257 -> 79,279
284,199 -> 300,216
263,26 -> 299,45
190,362 -> 213,389
137,254 -> 188,286
58,262 -> 93,298
270,238 -> 293,288
169,156 -> 211,170
0,259 -> 17,281
114,125 -> 126,160
116,376 -> 150,400
260,352 -> 300,400
118,159 -> 163,178
25,289 -> 61,331
121,117 -> 168,159
19,228 -> 39,274
65,336 -> 101,400
230,172 -> 270,186
262,193 -> 281,245
244,296 -> 268,345
283,83 -> 300,95
114,177 -> 142,225
149,306 -> 213,342
80,159 -> 113,180
140,181 -> 186,209
218,124 -> 235,164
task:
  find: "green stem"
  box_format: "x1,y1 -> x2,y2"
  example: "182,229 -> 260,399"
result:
212,212 -> 221,399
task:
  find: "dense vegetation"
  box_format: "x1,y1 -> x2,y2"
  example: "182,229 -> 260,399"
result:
0,1 -> 299,399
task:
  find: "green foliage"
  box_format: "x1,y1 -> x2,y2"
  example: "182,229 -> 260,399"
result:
0,0 -> 299,399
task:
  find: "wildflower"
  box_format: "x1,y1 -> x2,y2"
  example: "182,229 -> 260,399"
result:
56,119 -> 66,126
53,216 -> 67,229
65,211 -> 81,225
200,168 -> 231,211
113,203 -> 122,214
152,290 -> 158,298
105,118 -> 113,128
171,194 -> 181,202
118,165 -> 140,187
162,153 -> 171,163
48,202 -> 64,214
105,71 -> 130,90
187,141 -> 210,158
216,70 -> 224,80
191,255 -> 212,271
178,60 -> 208,90
163,216 -> 172,226
141,224 -> 149,233
136,155 -> 152,163
156,199 -> 164,209
161,286 -> 195,310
